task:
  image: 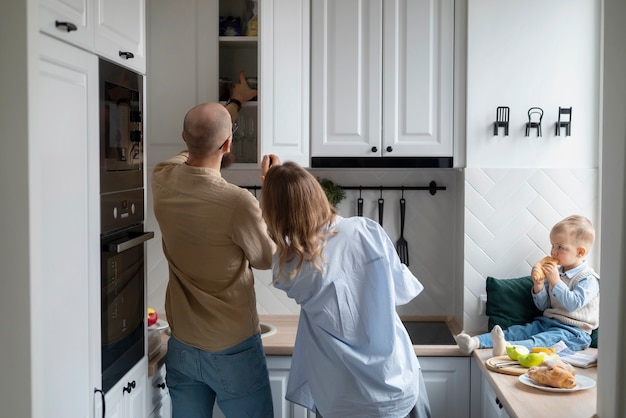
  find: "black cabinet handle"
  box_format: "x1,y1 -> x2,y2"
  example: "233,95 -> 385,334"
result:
386,146 -> 393,152
157,382 -> 166,390
123,380 -> 136,394
94,388 -> 105,418
55,20 -> 77,32
371,146 -> 378,153
119,51 -> 135,59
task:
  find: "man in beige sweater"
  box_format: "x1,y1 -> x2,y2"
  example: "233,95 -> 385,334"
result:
152,74 -> 276,418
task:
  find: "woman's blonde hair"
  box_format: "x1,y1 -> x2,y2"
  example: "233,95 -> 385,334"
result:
261,162 -> 337,280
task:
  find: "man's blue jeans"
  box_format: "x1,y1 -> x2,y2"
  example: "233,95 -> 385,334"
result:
166,333 -> 274,418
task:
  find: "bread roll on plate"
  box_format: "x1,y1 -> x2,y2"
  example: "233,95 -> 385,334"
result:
527,359 -> 577,389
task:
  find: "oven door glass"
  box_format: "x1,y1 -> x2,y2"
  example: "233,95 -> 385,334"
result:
101,225 -> 147,393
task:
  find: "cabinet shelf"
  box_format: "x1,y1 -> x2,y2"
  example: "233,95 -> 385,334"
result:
219,36 -> 258,47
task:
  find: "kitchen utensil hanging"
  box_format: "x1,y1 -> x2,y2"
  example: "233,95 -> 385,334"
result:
357,187 -> 364,216
396,189 -> 409,266
378,188 -> 384,226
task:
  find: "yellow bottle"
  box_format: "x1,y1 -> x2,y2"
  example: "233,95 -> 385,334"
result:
246,0 -> 258,36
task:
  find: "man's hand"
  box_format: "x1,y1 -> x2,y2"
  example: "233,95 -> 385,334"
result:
231,71 -> 257,103
261,154 -> 281,182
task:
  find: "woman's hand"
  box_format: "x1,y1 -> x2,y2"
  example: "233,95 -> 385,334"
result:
261,154 -> 281,182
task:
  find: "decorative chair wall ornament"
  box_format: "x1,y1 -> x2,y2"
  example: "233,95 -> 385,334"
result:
525,107 -> 544,137
493,106 -> 510,136
556,107 -> 572,136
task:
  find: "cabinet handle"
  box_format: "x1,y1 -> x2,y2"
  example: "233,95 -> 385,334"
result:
123,380 -> 136,394
55,20 -> 78,32
495,396 -> 503,409
94,388 -> 106,418
119,51 -> 135,60
157,382 -> 166,390
386,146 -> 393,152
371,146 -> 378,153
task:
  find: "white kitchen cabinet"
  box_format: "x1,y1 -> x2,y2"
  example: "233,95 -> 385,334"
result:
311,0 -> 454,162
480,374 -> 511,418
481,378 -> 511,418
101,357 -> 148,418
39,0 -> 94,51
148,364 -> 171,418
257,0 -> 310,167
146,0 -> 309,167
420,357 -> 470,418
33,33 -> 100,417
94,0 -> 146,73
266,356 -> 315,418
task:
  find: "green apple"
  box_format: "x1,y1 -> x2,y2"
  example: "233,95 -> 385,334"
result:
518,352 -> 547,368
505,344 -> 530,361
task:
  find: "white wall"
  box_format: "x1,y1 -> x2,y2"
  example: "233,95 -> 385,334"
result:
466,0 -> 600,169
463,0 -> 602,333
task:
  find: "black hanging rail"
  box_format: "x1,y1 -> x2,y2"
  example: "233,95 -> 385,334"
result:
243,181 -> 446,196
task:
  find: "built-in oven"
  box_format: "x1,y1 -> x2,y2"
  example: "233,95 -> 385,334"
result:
100,189 -> 153,393
99,59 -> 153,394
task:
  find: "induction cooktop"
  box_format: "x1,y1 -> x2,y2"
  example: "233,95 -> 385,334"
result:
401,321 -> 457,345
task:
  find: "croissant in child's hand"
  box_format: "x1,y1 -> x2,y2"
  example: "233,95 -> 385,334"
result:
527,360 -> 577,389
531,256 -> 559,282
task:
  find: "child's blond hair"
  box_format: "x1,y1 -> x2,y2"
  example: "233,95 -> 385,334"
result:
551,215 -> 595,248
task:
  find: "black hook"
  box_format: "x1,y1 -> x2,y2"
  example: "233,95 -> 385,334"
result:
429,181 -> 437,195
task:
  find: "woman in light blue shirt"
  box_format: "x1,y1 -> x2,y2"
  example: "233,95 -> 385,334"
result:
260,157 -> 431,418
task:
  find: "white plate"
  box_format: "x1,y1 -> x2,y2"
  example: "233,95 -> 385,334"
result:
518,373 -> 596,392
149,319 -> 169,331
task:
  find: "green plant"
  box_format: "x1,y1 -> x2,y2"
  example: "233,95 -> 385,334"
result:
317,177 -> 346,208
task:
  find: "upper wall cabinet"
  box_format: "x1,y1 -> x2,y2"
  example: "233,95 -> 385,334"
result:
310,0 -> 454,167
147,0 -> 309,167
94,0 -> 146,73
40,0 -> 94,51
258,0 -> 310,167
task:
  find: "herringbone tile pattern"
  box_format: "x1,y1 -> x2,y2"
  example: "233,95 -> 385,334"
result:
463,167 -> 599,332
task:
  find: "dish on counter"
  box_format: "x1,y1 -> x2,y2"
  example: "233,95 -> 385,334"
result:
149,319 -> 169,331
518,373 -> 596,392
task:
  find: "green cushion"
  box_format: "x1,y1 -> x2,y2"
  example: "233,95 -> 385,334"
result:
486,275 -> 599,348
486,275 -> 542,331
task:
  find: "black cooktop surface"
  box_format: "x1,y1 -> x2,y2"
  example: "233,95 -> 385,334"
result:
401,321 -> 457,345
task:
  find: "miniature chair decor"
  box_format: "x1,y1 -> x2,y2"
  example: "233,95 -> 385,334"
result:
525,107 -> 544,137
556,107 -> 572,136
493,106 -> 510,136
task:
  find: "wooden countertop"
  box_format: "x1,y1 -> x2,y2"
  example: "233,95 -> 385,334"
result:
149,314 -> 464,375
259,314 -> 465,356
473,348 -> 598,418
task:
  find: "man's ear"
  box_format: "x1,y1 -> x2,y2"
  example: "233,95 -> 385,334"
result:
222,137 -> 232,153
577,246 -> 587,258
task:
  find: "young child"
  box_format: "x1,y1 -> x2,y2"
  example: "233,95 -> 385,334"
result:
260,156 -> 431,418
455,215 -> 600,356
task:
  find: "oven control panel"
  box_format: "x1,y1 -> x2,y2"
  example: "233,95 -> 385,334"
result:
101,189 -> 144,233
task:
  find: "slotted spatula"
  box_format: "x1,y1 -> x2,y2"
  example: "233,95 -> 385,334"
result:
396,197 -> 409,266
